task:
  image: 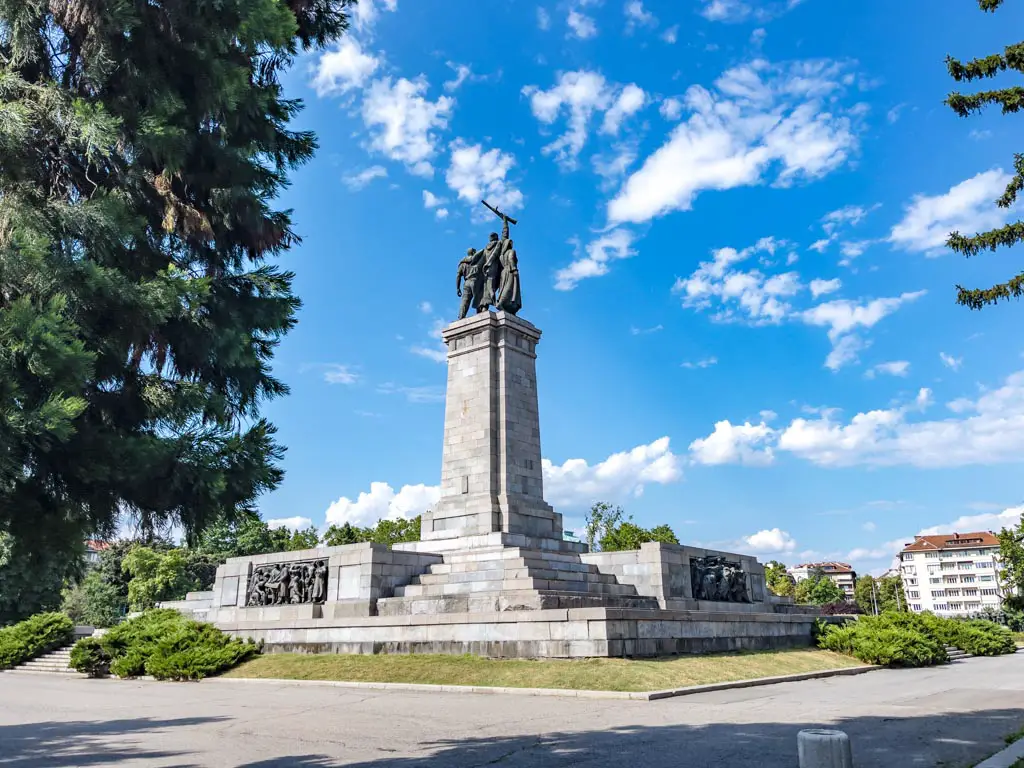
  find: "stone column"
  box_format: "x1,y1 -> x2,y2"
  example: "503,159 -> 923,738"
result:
420,311 -> 563,545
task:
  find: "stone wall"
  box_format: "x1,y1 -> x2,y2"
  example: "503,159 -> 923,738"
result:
210,543 -> 441,622
216,606 -> 816,658
581,542 -> 768,610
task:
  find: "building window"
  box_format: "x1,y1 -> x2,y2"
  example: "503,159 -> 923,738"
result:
981,588 -> 998,596
932,590 -> 945,598
976,561 -> 992,569
979,575 -> 994,582
911,604 -> 922,611
946,589 -> 961,597
961,576 -> 975,583
902,553 -> 915,561
905,578 -> 918,586
934,603 -> 948,611
949,602 -> 964,611
963,589 -> 978,597
929,578 -> 941,584
957,562 -> 973,570
941,563 -> 955,571
908,591 -> 920,599
924,552 -> 939,559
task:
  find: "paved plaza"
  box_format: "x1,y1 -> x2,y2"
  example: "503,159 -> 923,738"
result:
1,654 -> 1022,767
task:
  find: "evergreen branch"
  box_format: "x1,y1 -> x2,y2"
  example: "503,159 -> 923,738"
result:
947,221 -> 1024,256
946,41 -> 1024,82
945,86 -> 1024,116
956,272 -> 1024,309
979,0 -> 1005,10
996,154 -> 1024,208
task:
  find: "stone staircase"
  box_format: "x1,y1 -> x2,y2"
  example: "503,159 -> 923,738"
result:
945,645 -> 971,662
7,644 -> 79,676
377,546 -> 659,616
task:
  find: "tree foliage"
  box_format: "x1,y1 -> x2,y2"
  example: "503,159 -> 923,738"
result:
0,0 -> 355,562
764,560 -> 796,598
122,547 -> 195,612
794,569 -> 845,605
0,530 -> 83,624
998,511 -> 1024,608
854,573 -> 908,614
944,0 -> 1024,308
582,502 -> 679,552
322,516 -> 422,548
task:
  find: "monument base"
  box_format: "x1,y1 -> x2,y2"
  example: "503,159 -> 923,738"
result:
194,541 -> 821,659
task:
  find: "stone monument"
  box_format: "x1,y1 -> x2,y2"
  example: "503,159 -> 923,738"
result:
185,203 -> 819,657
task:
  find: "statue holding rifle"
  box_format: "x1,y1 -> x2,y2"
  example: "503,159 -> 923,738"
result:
455,200 -> 522,318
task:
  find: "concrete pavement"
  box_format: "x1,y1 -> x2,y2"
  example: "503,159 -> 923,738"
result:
1,653 -> 1022,767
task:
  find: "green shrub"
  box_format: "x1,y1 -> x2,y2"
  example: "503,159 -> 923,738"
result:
71,608 -> 259,681
0,612 -> 74,669
69,637 -> 111,677
817,610 -> 1017,666
817,618 -> 947,667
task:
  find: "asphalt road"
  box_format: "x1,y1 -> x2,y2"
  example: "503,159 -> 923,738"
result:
1,653 -> 1022,768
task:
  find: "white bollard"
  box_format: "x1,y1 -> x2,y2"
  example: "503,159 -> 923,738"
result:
797,729 -> 854,768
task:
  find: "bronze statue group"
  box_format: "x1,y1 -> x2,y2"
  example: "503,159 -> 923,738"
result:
456,200 -> 522,320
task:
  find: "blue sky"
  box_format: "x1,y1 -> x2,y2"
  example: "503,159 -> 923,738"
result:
253,0 -> 1024,576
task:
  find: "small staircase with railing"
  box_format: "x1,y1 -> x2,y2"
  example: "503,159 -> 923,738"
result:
6,644 -> 79,676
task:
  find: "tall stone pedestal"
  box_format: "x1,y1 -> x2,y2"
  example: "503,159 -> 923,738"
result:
419,311 -> 564,548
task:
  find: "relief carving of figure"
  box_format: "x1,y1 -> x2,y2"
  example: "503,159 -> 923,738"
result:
247,559 -> 329,607
690,556 -> 751,603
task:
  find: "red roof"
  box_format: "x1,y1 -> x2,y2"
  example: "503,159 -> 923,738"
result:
901,531 -> 1000,553
85,539 -> 111,551
794,561 -> 855,574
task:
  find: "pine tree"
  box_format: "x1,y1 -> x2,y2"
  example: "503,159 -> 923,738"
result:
0,0 -> 354,556
945,0 -> 1024,308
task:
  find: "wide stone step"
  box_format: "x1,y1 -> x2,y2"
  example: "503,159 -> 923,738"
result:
441,548 -> 591,566
395,578 -> 641,598
414,567 -> 618,586
4,668 -> 82,677
377,589 -> 659,616
428,558 -> 600,576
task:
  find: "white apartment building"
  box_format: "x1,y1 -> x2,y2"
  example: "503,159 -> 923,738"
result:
899,531 -> 1003,616
789,562 -> 857,599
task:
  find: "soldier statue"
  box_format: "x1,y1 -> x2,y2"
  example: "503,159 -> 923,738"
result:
456,200 -> 522,317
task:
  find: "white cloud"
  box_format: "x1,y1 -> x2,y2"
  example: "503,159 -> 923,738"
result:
377,382 -> 445,403
886,104 -> 905,124
410,346 -> 447,363
661,25 -> 679,43
660,97 -> 683,121
970,128 -> 992,141
419,301 -> 433,314
543,437 -> 683,507
809,278 -> 841,298
312,38 -> 380,97
422,190 -> 447,209
435,207 -> 449,220
592,143 -> 640,186
682,356 -> 718,369
673,237 -> 797,325
940,351 -> 963,371
266,516 -> 314,531
362,77 -> 454,176
865,360 -> 910,379
700,0 -> 810,24
740,528 -> 797,554
800,291 -> 926,371
523,72 -> 648,169
567,8 -> 598,38
862,521 -> 877,532
822,205 -> 873,235
808,239 -> 831,253
602,84 -> 647,135
443,63 -> 472,92
353,0 -> 398,31
445,140 -> 523,212
689,420 -> 775,465
343,165 -> 388,191
630,324 -> 664,335
889,169 -> 1013,255
555,229 -> 637,290
845,539 -> 905,564
625,1 -> 657,32
537,7 -> 551,30
323,364 -> 359,385
918,505 -> 1023,536
608,59 -> 861,225
776,370 -> 1024,467
326,482 -> 440,527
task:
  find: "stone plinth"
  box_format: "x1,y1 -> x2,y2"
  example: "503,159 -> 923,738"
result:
420,312 -> 563,547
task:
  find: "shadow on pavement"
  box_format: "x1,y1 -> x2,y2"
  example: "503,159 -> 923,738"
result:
232,707 -> 1024,768
0,716 -> 225,767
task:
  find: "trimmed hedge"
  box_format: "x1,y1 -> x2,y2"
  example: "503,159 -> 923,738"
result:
817,611 -> 1017,667
0,612 -> 74,669
70,608 -> 259,681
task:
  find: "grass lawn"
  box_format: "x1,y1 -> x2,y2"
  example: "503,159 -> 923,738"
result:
1014,632 -> 1024,647
222,648 -> 862,692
